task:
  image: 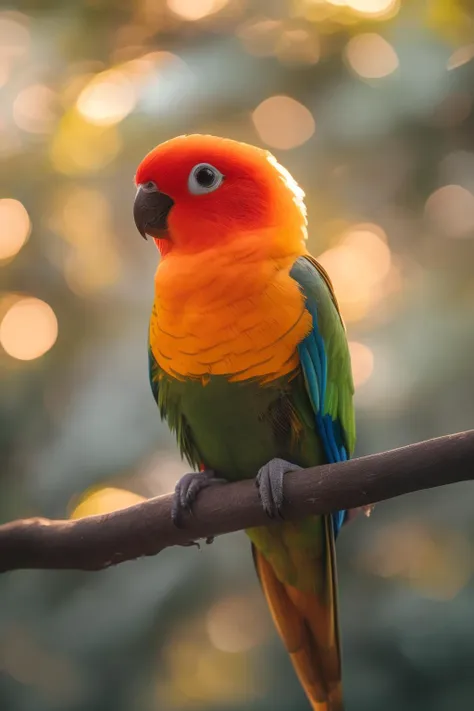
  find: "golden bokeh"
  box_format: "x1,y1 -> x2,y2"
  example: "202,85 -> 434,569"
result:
0,297 -> 58,361
252,95 -> 315,150
343,227 -> 392,280
0,198 -> 31,260
346,0 -> 400,18
167,0 -> 230,22
345,33 -> 399,79
13,84 -> 57,134
206,592 -> 269,653
237,19 -> 283,57
76,69 -> 136,126
424,184 -> 474,238
61,70 -> 103,106
276,28 -> 320,65
158,615 -> 258,708
0,13 -> 30,60
317,223 -> 393,322
50,112 -> 122,175
358,522 -> 472,601
50,186 -> 110,246
447,43 -> 474,70
48,185 -> 122,295
0,624 -> 82,704
64,248 -> 122,297
348,341 -> 375,388
0,54 -> 9,88
70,487 -> 147,519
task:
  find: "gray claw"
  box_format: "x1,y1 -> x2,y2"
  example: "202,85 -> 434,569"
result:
256,458 -> 301,519
172,470 -> 225,528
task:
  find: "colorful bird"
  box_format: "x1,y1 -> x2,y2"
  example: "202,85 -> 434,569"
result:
134,135 -> 356,710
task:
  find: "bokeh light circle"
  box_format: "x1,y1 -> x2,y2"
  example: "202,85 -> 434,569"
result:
252,95 -> 315,150
0,199 -> 31,259
0,297 -> 58,361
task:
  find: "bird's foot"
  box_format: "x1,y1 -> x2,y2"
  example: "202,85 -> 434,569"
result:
256,458 -> 301,519
172,469 -> 226,528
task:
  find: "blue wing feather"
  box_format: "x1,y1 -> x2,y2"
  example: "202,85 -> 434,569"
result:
290,256 -> 355,536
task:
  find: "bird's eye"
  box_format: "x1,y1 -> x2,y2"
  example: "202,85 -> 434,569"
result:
188,163 -> 224,195
141,180 -> 158,193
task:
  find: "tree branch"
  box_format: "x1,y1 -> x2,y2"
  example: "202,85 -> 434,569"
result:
0,430 -> 472,574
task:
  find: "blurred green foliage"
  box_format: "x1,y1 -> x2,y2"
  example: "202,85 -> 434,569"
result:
1,1 -> 474,710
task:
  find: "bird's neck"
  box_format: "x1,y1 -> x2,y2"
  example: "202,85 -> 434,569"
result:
150,233 -> 310,382
153,231 -> 304,309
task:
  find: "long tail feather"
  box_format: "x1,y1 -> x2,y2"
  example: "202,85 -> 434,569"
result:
252,515 -> 343,711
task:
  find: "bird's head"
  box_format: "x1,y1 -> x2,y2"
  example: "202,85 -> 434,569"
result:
134,134 -> 307,256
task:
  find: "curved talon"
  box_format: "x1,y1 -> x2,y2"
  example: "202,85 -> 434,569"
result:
256,458 -> 301,519
172,470 -> 225,528
181,540 -> 201,549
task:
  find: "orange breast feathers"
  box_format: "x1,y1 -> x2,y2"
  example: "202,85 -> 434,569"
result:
149,235 -> 312,383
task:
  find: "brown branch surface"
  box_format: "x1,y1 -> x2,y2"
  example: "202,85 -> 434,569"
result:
0,430 -> 473,573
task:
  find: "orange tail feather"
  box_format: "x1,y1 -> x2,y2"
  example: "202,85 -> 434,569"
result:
253,516 -> 343,711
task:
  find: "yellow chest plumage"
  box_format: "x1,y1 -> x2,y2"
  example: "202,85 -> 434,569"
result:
149,236 -> 311,383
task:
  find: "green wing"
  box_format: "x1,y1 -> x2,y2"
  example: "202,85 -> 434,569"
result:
290,255 -> 355,464
148,348 -> 203,469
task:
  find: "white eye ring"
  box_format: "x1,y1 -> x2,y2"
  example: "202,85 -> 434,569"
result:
188,163 -> 224,195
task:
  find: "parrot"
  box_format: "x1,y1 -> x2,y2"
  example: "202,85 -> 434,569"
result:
133,134 -> 357,711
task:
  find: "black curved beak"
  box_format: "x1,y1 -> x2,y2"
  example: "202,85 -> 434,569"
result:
133,186 -> 174,240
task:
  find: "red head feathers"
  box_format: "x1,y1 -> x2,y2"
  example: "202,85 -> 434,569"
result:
134,134 -> 307,256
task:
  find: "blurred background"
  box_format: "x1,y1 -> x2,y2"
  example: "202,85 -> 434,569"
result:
1,0 -> 474,709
